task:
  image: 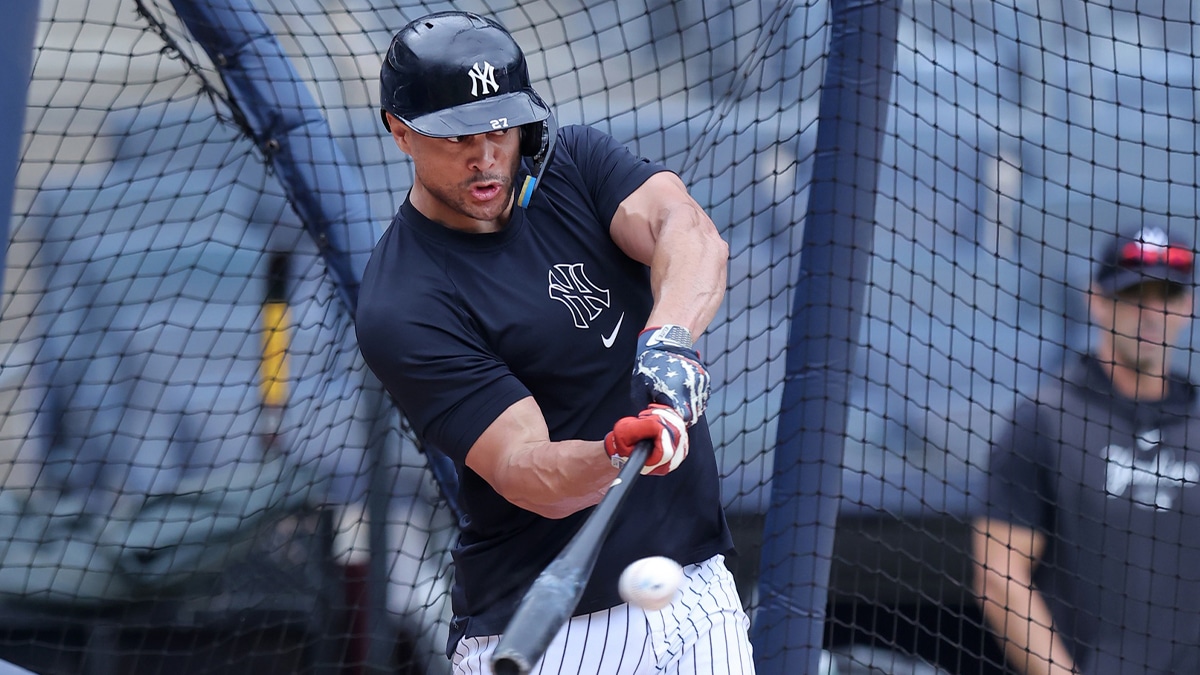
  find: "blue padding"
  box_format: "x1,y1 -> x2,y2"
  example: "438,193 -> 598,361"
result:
0,0 -> 39,290
752,1 -> 901,672
171,0 -> 377,314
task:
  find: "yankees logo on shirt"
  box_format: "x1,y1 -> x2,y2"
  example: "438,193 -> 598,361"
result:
1103,428 -> 1200,510
548,262 -> 610,328
547,262 -> 625,348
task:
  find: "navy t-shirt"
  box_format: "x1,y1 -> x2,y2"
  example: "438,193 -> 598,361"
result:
985,352 -> 1200,674
356,124 -> 733,651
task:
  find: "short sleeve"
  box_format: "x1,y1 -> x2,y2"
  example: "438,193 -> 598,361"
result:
555,125 -> 670,227
985,399 -> 1056,533
356,279 -> 529,464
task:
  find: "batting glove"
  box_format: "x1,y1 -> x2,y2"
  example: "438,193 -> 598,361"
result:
631,325 -> 710,426
605,404 -> 690,476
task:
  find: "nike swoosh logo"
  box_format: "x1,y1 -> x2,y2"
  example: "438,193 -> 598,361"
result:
601,312 -> 624,349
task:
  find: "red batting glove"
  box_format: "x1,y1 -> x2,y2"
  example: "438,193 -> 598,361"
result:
604,404 -> 689,476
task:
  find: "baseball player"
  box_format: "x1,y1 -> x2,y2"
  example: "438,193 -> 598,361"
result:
355,11 -> 755,675
973,225 -> 1200,674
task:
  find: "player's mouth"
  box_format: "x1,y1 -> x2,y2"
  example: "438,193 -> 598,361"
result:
469,180 -> 505,203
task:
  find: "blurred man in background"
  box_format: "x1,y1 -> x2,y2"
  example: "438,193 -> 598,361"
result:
973,224 -> 1200,674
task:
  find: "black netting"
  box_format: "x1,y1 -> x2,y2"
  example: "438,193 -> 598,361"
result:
6,1 -> 1198,673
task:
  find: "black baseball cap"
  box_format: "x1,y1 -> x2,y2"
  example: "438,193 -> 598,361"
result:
1093,225 -> 1196,296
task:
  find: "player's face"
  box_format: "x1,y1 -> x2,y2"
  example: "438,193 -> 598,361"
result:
391,121 -> 523,233
1095,281 -> 1193,370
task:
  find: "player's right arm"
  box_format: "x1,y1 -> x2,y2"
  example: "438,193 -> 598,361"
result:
972,518 -> 1077,675
465,397 -> 688,519
465,397 -> 617,520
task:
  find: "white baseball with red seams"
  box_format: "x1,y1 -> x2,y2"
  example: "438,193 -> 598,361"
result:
618,556 -> 684,611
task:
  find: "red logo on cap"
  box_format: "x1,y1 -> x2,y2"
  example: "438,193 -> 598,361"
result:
1119,241 -> 1194,270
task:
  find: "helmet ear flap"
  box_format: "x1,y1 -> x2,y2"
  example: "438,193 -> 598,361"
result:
519,121 -> 544,157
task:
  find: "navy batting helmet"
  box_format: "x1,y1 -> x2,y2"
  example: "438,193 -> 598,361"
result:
380,11 -> 551,158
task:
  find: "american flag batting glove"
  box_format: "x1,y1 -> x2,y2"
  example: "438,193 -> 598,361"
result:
631,324 -> 710,426
605,404 -> 690,476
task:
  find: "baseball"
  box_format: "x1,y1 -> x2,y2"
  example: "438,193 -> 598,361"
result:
618,556 -> 684,611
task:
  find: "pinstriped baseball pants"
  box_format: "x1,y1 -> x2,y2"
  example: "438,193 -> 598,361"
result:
453,554 -> 755,674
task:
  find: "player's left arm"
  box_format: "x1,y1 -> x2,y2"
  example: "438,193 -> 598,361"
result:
609,171 -> 728,337
610,171 -> 727,423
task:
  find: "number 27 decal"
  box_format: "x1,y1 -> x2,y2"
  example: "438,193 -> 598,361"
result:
490,118 -> 510,130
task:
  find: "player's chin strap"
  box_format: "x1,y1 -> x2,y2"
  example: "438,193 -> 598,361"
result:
517,112 -> 558,209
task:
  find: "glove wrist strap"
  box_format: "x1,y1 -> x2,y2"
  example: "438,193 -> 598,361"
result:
641,324 -> 693,350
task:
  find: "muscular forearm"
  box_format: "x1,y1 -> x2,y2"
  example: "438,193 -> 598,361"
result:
978,573 -> 1077,675
645,199 -> 727,336
487,438 -> 619,519
466,397 -> 622,519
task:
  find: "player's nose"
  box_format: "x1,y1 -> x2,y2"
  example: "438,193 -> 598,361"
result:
469,135 -> 503,169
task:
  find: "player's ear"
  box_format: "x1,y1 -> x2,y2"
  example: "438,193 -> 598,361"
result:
386,114 -> 415,155
1088,282 -> 1115,324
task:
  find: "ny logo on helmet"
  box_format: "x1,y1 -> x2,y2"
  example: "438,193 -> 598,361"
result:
469,61 -> 499,97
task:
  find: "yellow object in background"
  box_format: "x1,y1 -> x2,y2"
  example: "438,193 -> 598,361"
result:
261,301 -> 290,407
260,253 -> 290,408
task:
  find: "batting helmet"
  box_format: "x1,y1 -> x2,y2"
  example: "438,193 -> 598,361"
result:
380,11 -> 552,158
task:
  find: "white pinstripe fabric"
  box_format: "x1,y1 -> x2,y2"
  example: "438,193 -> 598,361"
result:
453,554 -> 755,674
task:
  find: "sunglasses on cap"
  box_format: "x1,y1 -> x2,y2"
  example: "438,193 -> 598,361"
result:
1119,241 -> 1195,270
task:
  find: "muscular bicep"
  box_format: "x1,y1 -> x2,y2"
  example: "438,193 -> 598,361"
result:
609,171 -> 712,265
608,171 -> 728,335
464,396 -> 549,491
463,397 -> 616,518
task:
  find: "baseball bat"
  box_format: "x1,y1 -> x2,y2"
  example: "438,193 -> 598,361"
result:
490,440 -> 652,675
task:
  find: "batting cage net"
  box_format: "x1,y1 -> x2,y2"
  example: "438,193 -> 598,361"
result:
4,0 -> 1196,673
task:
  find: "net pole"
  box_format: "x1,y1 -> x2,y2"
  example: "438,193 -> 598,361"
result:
0,0 -> 38,292
167,0 -> 376,315
165,0 -> 393,669
0,0 -> 34,633
751,0 -> 900,671
363,378 -> 396,674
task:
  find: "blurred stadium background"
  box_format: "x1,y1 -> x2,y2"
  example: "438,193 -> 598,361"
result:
1,0 -> 1196,673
